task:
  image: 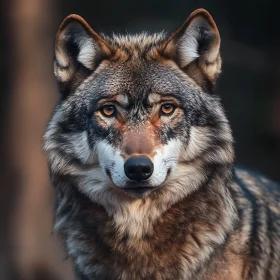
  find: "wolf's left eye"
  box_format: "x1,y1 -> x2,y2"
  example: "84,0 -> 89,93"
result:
160,104 -> 176,116
100,105 -> 116,117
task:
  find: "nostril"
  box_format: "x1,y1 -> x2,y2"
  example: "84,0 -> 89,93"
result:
126,166 -> 135,175
142,166 -> 151,174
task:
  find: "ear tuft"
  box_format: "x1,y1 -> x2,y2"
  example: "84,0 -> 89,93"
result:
54,14 -> 112,84
161,9 -> 221,91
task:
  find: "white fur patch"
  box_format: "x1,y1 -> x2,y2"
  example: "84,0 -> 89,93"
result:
77,37 -> 96,69
149,139 -> 182,186
181,126 -> 211,161
160,159 -> 207,206
180,125 -> 233,164
179,27 -> 200,66
148,93 -> 161,104
96,141 -> 127,187
63,132 -> 92,163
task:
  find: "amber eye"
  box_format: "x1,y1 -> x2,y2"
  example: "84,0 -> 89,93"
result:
100,105 -> 116,117
160,104 -> 176,115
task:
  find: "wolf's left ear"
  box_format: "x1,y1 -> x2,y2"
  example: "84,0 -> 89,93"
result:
161,9 -> 221,90
54,14 -> 113,93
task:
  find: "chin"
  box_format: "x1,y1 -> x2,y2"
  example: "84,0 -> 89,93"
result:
120,186 -> 157,198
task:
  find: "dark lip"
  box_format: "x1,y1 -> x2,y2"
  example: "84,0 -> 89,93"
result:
121,186 -> 156,198
124,181 -> 152,188
106,168 -> 172,198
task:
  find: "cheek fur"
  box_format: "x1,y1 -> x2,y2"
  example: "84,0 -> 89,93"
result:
149,139 -> 182,186
63,131 -> 92,163
96,141 -> 127,187
94,112 -> 116,127
155,109 -> 188,144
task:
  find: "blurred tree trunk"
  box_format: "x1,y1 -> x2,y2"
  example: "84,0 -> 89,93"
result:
6,0 -> 75,279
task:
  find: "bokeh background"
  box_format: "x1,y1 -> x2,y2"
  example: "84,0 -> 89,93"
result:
0,0 -> 279,279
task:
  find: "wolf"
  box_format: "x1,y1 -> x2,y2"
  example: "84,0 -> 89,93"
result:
44,8 -> 280,280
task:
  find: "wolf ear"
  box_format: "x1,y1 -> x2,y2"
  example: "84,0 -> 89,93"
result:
161,9 -> 221,91
54,15 -> 112,93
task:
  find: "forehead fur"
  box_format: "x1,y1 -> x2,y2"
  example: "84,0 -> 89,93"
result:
108,32 -> 167,49
70,34 -> 202,102
100,32 -> 168,64
74,57 -> 202,104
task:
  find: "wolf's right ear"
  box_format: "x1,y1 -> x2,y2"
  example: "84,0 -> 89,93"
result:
54,15 -> 112,92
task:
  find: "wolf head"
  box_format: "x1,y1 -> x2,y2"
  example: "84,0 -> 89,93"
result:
44,9 -> 234,206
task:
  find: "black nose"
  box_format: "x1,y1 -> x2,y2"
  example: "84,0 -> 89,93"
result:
124,156 -> 154,181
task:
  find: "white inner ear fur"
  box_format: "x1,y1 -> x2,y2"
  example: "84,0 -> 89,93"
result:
178,22 -> 201,66
177,17 -> 219,67
76,36 -> 96,70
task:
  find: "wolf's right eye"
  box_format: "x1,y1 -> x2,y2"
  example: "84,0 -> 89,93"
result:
100,105 -> 116,117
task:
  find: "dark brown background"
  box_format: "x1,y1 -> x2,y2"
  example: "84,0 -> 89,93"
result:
1,0 -> 279,279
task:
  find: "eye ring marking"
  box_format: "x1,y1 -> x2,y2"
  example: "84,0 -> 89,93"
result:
160,103 -> 176,116
100,105 -> 116,117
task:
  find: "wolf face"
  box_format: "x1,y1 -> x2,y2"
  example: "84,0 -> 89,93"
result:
44,9 -> 233,205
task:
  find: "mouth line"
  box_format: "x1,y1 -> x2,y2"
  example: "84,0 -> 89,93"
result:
123,186 -> 155,191
106,168 -> 172,198
121,186 -> 156,198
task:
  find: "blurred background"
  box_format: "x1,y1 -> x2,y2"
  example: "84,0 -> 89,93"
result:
0,0 -> 279,279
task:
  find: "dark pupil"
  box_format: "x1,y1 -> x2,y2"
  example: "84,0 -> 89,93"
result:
163,104 -> 173,112
105,106 -> 114,113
